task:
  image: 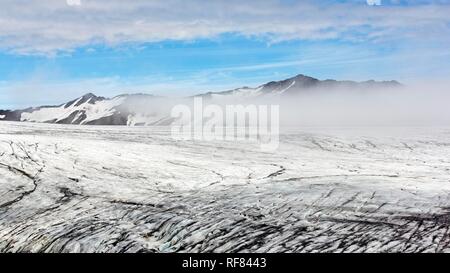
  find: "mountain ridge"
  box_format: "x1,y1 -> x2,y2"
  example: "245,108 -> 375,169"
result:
196,74 -> 400,99
0,74 -> 401,126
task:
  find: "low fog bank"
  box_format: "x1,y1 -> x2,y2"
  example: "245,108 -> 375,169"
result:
196,83 -> 450,127
117,83 -> 450,127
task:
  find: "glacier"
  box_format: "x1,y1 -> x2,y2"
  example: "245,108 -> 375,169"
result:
0,121 -> 449,253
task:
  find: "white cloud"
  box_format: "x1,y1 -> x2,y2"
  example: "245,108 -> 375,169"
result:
0,0 -> 449,55
367,0 -> 382,5
66,0 -> 81,6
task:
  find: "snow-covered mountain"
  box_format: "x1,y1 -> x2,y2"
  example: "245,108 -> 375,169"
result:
0,93 -> 176,126
0,74 -> 401,126
199,74 -> 401,99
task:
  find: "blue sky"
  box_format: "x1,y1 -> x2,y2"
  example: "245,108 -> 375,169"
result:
1,0 -> 450,108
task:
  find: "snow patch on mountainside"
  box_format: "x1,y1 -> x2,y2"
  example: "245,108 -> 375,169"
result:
81,96 -> 126,124
20,96 -> 125,124
279,80 -> 296,94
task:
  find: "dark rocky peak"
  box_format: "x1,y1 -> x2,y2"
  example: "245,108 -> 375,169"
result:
64,93 -> 105,108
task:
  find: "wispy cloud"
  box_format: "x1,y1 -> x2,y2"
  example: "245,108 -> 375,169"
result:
0,0 -> 449,55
